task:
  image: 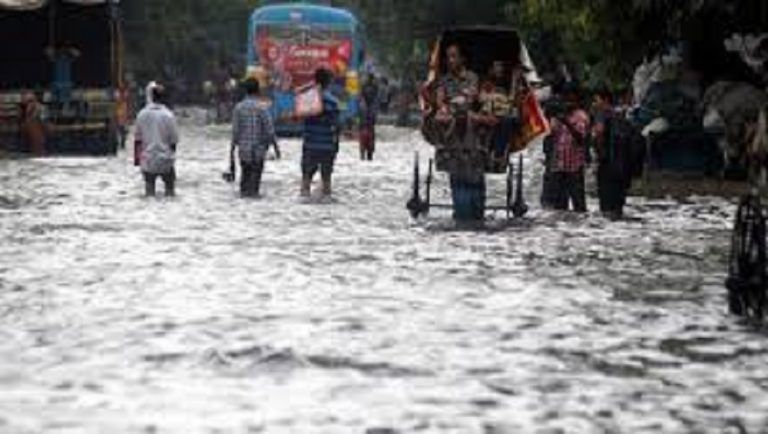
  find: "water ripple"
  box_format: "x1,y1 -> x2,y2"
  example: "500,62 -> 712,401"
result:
0,124 -> 766,432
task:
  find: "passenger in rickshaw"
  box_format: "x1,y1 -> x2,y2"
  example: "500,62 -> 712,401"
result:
478,61 -> 525,172
433,44 -> 488,222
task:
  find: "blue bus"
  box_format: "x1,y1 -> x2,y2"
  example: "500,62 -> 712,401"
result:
247,3 -> 366,135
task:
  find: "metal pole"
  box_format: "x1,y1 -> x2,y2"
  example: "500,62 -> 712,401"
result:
425,159 -> 433,216
110,0 -> 116,89
644,135 -> 652,197
48,0 -> 56,49
506,159 -> 513,220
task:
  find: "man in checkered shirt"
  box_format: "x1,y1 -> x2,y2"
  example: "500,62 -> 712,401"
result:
548,91 -> 590,213
231,78 -> 277,198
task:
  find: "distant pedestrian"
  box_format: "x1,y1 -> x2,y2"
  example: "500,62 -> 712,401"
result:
359,73 -> 379,160
379,77 -> 392,114
231,78 -> 276,198
300,68 -> 341,198
540,129 -> 558,209
46,45 -> 80,104
116,84 -> 131,149
592,90 -> 644,219
134,84 -> 179,197
548,89 -> 590,213
19,92 -> 46,156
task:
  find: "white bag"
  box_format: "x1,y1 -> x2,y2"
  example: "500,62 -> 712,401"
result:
294,85 -> 323,118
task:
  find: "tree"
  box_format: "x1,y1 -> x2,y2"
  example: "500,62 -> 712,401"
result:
121,0 -> 768,96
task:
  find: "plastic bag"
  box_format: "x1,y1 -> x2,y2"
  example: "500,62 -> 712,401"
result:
294,85 -> 323,118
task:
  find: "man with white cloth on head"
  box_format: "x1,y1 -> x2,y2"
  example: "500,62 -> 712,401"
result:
134,83 -> 180,197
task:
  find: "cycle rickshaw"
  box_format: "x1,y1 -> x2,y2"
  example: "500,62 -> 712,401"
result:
726,106 -> 768,322
406,26 -> 548,221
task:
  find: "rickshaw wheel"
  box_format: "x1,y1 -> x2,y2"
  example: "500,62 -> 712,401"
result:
727,194 -> 767,321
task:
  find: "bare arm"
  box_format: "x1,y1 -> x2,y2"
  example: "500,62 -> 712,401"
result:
436,85 -> 448,112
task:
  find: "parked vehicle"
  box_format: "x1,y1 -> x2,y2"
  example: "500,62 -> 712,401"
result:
0,0 -> 126,155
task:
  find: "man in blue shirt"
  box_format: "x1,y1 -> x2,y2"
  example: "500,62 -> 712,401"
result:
46,46 -> 80,104
301,68 -> 341,198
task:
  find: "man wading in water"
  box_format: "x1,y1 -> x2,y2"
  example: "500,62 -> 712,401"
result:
591,89 -> 642,220
547,88 -> 590,213
299,68 -> 341,199
434,44 -> 486,222
134,84 -> 180,197
230,78 -> 277,198
359,73 -> 379,161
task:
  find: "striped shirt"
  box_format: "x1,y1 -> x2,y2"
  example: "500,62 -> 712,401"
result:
303,91 -> 340,153
232,97 -> 276,162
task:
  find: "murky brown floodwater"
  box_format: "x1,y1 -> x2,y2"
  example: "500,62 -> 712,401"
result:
1,120 -> 766,433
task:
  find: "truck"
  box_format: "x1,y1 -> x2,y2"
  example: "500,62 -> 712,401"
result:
0,0 -> 126,156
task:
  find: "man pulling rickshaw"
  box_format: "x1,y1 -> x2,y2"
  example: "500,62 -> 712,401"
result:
411,27 -> 548,223
432,43 -> 486,221
725,101 -> 768,322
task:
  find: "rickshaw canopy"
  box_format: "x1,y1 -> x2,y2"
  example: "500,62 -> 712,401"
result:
421,26 -> 549,171
427,26 -> 539,84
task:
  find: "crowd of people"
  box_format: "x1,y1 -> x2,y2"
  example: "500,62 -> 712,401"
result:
540,86 -> 644,220
419,43 -> 644,222
133,69 -> 344,201
132,55 -> 644,223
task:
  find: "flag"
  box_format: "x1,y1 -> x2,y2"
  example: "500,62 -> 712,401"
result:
511,89 -> 550,153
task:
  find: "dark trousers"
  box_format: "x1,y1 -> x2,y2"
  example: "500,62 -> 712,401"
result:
597,164 -> 628,217
144,169 -> 176,197
492,116 -> 518,156
449,174 -> 486,222
541,170 -> 559,209
240,159 -> 265,197
552,170 -> 587,213
302,149 -> 336,181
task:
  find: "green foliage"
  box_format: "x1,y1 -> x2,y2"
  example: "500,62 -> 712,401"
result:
122,0 -> 768,91
123,0 -> 260,85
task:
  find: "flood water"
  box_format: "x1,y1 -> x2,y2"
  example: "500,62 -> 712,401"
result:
1,119 -> 767,433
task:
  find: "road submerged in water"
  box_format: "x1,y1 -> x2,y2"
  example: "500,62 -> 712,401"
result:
1,118 -> 767,433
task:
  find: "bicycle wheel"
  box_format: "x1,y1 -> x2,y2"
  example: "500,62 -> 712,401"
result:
727,195 -> 767,321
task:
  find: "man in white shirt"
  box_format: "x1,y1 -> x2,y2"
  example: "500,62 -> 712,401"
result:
134,84 -> 180,197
